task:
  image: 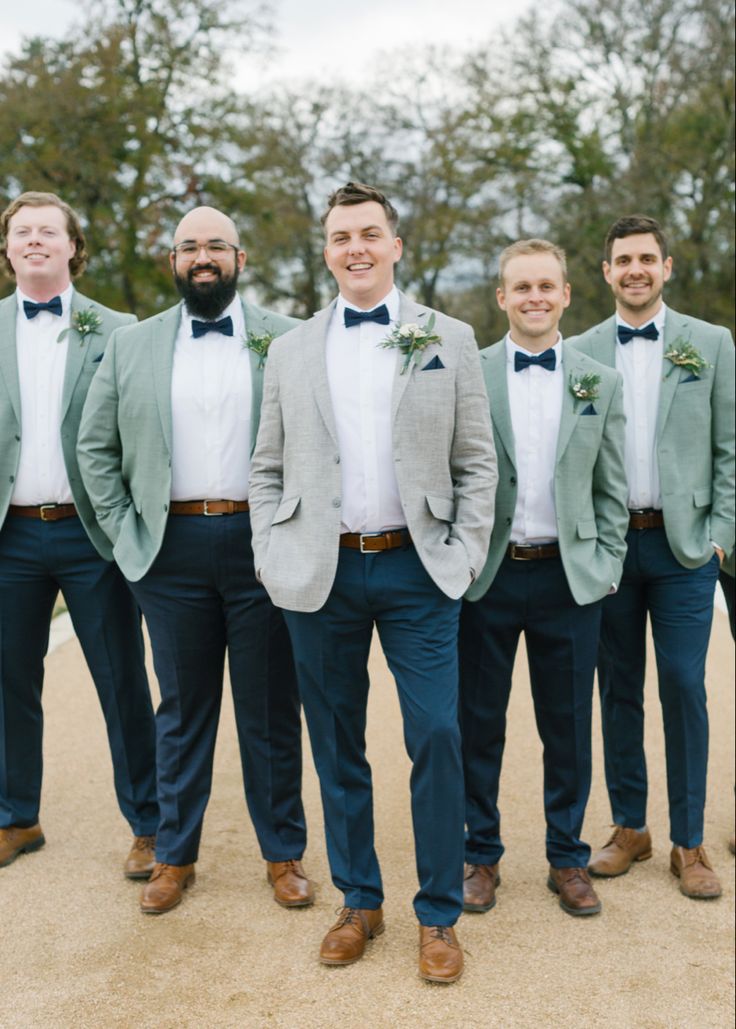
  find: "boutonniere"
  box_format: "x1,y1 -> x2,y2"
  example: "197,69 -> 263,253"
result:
663,338 -> 710,377
57,307 -> 103,346
381,314 -> 442,374
243,330 -> 275,369
569,371 -> 601,402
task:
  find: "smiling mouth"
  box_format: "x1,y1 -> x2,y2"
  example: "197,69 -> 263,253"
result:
348,263 -> 372,271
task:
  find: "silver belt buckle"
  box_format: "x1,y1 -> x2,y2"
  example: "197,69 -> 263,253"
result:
359,532 -> 382,553
203,500 -> 223,516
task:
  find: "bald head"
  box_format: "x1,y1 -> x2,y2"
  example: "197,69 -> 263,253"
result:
173,206 -> 240,247
170,206 -> 246,320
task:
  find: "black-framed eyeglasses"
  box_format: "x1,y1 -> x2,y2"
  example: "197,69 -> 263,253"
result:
171,239 -> 240,259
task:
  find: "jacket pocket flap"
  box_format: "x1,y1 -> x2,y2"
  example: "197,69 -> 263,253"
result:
272,495 -> 301,525
426,493 -> 455,522
577,519 -> 598,539
693,487 -> 712,508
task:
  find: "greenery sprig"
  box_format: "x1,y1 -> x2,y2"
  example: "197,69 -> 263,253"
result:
569,371 -> 601,402
57,307 -> 102,346
244,330 -> 275,368
664,338 -> 710,377
381,314 -> 442,374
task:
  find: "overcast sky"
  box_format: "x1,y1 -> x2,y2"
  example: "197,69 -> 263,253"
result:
0,0 -> 529,88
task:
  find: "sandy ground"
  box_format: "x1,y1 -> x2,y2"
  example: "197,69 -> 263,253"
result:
1,609 -> 734,1029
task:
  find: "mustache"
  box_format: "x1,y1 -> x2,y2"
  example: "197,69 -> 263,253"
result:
187,263 -> 221,280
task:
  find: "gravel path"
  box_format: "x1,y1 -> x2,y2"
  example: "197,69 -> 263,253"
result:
2,610 -> 734,1028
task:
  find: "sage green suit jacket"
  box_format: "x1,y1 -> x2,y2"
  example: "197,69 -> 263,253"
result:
466,339 -> 629,606
569,309 -> 735,568
0,290 -> 135,559
77,299 -> 298,581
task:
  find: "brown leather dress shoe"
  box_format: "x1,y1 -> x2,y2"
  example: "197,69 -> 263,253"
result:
670,845 -> 722,899
124,835 -> 156,880
140,863 -> 195,913
0,824 -> 45,867
319,907 -> 384,965
266,859 -> 315,907
547,867 -> 602,916
588,825 -> 652,877
463,862 -> 500,912
418,925 -> 464,983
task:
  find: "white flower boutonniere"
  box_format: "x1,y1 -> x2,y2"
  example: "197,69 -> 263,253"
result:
664,338 -> 710,378
569,371 -> 601,402
244,330 -> 275,369
57,307 -> 103,346
381,314 -> 442,374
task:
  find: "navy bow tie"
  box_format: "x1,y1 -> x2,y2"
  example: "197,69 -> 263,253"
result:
191,315 -> 234,339
617,322 -> 659,344
344,304 -> 390,328
23,296 -> 63,319
514,349 -> 556,373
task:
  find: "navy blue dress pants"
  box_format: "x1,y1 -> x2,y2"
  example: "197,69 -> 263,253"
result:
284,545 -> 464,927
0,514 -> 158,834
459,554 -> 601,869
598,527 -> 719,847
128,512 -> 306,866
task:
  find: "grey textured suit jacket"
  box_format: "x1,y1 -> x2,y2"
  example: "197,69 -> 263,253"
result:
0,290 -> 135,559
248,293 -> 498,612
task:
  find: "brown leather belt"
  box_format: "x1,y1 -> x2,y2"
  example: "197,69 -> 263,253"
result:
507,542 -> 560,560
628,509 -> 664,530
8,503 -> 78,521
169,500 -> 250,516
340,529 -> 412,553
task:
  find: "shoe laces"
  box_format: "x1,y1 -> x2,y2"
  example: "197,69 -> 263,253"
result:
427,926 -> 453,944
133,835 -> 156,851
334,907 -> 359,928
605,825 -> 634,849
558,867 -> 589,886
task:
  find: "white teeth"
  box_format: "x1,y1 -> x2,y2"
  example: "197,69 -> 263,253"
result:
349,263 -> 371,270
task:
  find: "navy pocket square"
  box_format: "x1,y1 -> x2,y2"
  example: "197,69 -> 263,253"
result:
581,403 -> 597,416
92,353 -> 104,363
422,355 -> 444,371
681,372 -> 699,383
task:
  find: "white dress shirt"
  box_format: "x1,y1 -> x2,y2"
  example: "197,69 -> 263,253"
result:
12,284 -> 75,505
170,297 -> 252,501
614,303 -> 667,510
506,334 -> 563,543
325,287 -> 405,533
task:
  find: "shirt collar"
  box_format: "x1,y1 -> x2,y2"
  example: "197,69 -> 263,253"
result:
16,283 -> 74,315
615,302 -> 667,335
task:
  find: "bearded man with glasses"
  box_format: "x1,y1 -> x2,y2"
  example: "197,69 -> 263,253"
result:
78,206 -> 313,915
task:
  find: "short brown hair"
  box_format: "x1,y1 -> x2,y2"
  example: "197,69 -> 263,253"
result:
604,214 -> 668,263
498,238 -> 567,286
321,181 -> 399,235
0,191 -> 88,279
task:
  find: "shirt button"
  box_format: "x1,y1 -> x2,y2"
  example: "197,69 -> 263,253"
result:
334,455 -> 340,464
332,498 -> 341,508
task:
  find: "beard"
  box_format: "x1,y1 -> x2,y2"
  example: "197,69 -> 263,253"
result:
174,262 -> 239,320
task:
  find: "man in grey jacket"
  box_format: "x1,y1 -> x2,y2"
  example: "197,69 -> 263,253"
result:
249,182 -> 497,982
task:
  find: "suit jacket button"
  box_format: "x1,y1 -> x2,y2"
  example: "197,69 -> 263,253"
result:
334,455 -> 340,464
510,476 -> 517,485
163,504 -> 168,511
14,435 -> 20,442
9,476 -> 14,483
332,498 -> 341,508
505,517 -> 511,525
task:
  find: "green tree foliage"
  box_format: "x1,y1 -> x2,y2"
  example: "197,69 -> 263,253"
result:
0,0 -> 732,335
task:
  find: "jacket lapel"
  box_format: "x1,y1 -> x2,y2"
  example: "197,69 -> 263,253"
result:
484,342 -> 516,467
60,291 -> 93,421
656,309 -> 689,440
555,343 -> 582,462
242,301 -> 264,455
591,316 -> 617,367
151,305 -> 181,456
303,304 -> 338,445
0,296 -> 21,424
